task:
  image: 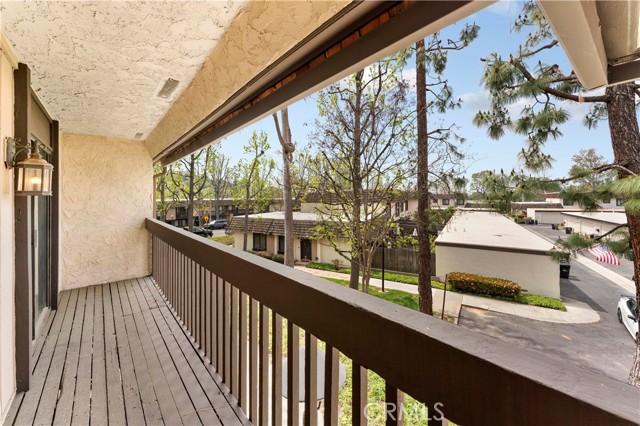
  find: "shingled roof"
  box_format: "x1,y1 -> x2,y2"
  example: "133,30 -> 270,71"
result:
227,212 -> 322,239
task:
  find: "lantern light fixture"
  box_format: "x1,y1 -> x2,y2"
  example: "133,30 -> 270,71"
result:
4,137 -> 53,196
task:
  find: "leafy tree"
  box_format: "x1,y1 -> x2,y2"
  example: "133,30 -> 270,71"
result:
273,107 -> 296,267
568,148 -> 616,191
233,131 -> 275,251
311,59 -> 413,292
154,165 -> 172,222
205,145 -> 232,221
167,147 -> 211,231
415,23 -> 479,314
473,0 -> 640,386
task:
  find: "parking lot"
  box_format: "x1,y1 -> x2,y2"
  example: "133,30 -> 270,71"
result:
458,227 -> 637,383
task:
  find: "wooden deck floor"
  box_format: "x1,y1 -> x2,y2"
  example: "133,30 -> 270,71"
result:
4,278 -> 248,426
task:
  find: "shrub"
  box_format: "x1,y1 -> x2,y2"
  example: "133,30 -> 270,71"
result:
331,258 -> 342,270
307,261 -> 339,271
448,272 -> 520,300
271,254 -> 285,264
515,218 -> 525,224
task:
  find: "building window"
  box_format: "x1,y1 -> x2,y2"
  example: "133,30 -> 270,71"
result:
253,233 -> 267,251
404,201 -> 408,210
442,198 -> 449,206
456,198 -> 464,206
278,235 -> 285,254
616,198 -> 624,206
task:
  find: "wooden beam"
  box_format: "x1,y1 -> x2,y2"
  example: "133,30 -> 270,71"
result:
14,62 -> 32,392
159,0 -> 489,165
50,120 -> 59,308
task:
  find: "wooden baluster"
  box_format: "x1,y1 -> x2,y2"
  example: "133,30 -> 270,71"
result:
231,286 -> 239,398
259,304 -> 270,425
239,291 -> 248,413
216,276 -> 224,374
272,313 -> 282,426
385,384 -> 403,426
304,333 -> 318,426
324,345 -> 339,426
287,322 -> 300,426
209,271 -> 216,368
224,281 -> 231,385
352,363 -> 367,426
203,269 -> 210,361
249,298 -> 259,423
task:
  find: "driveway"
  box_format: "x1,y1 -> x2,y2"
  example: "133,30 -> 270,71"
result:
458,260 -> 636,382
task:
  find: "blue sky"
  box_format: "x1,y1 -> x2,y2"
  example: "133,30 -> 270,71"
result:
214,1 -> 613,181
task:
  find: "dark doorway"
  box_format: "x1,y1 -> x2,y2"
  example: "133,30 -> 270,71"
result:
300,239 -> 312,261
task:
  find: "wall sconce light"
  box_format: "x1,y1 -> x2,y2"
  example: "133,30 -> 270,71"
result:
5,137 -> 53,196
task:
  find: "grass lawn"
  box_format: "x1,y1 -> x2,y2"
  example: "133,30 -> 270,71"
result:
208,235 -> 234,245
307,262 -> 566,311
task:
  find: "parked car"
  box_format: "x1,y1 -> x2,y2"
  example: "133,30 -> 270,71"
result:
183,226 -> 213,237
205,219 -> 228,229
617,295 -> 638,341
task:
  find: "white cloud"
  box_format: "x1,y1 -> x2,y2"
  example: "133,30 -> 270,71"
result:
487,0 -> 518,17
460,90 -> 491,111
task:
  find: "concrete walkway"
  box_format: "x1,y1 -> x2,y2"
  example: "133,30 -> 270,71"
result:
295,266 -> 599,324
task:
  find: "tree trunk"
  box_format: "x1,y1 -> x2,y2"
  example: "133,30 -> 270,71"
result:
606,83 -> 640,387
273,109 -> 295,267
187,155 -> 195,232
351,70 -> 364,291
243,183 -> 250,251
416,39 -> 433,315
350,260 -> 360,291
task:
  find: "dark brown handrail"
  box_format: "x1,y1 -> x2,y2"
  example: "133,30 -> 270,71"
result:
146,218 -> 639,425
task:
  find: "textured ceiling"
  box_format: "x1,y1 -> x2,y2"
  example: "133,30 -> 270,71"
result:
1,1 -> 246,140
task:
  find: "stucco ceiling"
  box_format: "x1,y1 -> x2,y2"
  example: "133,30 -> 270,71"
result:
1,1 -> 246,140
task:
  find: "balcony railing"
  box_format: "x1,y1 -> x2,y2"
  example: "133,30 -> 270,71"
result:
146,218 -> 639,425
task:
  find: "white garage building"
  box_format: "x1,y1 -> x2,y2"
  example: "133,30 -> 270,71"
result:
562,212 -> 627,237
435,211 -> 560,299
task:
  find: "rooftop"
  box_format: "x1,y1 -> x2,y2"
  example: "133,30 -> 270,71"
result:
436,211 -> 554,253
562,211 -> 628,225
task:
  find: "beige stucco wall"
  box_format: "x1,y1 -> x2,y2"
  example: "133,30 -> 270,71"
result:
0,43 -> 16,424
60,134 -> 152,290
145,0 -> 349,159
317,239 -> 349,266
435,245 -> 560,299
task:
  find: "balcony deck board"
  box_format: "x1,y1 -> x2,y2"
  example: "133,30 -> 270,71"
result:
4,278 -> 247,426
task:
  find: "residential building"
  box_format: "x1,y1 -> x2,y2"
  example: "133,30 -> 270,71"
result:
544,192 -> 623,209
226,211 -> 349,264
158,198 -> 283,226
391,192 -> 464,220
0,2 -> 636,425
